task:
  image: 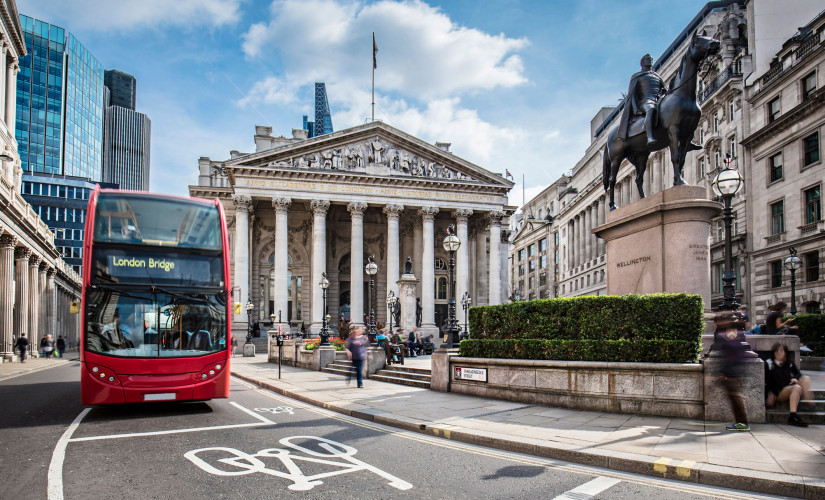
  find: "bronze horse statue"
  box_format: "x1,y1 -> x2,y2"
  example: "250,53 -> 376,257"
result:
603,33 -> 721,209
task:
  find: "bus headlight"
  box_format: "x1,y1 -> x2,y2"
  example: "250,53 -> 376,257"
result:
215,364 -> 221,370
92,366 -> 99,373
201,374 -> 208,380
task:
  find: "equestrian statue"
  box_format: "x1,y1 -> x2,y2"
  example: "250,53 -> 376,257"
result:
603,33 -> 720,210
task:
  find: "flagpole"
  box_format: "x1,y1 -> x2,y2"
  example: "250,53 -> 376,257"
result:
522,174 -> 525,209
372,32 -> 375,122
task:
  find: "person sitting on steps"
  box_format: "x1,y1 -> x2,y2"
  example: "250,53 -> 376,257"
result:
765,342 -> 812,427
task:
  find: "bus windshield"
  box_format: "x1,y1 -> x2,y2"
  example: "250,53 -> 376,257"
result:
85,288 -> 227,358
93,193 -> 221,249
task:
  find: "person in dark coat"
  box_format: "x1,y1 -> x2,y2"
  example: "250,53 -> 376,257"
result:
15,333 -> 29,363
712,310 -> 750,432
765,343 -> 812,427
56,336 -> 66,357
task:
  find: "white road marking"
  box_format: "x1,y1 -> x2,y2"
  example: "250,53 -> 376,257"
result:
48,408 -> 90,500
255,406 -> 295,414
70,402 -> 274,442
185,436 -> 413,491
552,476 -> 621,500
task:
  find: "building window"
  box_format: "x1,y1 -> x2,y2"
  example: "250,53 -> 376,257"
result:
768,97 -> 781,122
518,249 -> 525,261
805,185 -> 822,224
540,255 -> 547,269
805,251 -> 820,282
770,200 -> 784,235
714,150 -> 720,169
803,132 -> 819,166
729,100 -> 735,120
807,302 -> 822,314
713,115 -> 719,132
528,276 -> 535,289
770,260 -> 782,288
539,238 -> 547,252
802,71 -> 817,100
539,272 -> 547,287
698,157 -> 705,179
537,209 -> 543,219
436,277 -> 447,300
549,202 -> 554,214
528,243 -> 536,257
699,127 -> 705,145
729,135 -> 737,158
769,153 -> 783,182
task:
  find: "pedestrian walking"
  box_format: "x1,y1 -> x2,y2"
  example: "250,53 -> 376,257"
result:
712,310 -> 750,432
40,335 -> 55,359
57,336 -> 66,357
14,333 -> 29,363
345,326 -> 369,388
231,335 -> 238,356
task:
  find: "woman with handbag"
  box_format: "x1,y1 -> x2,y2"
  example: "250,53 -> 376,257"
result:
345,326 -> 368,388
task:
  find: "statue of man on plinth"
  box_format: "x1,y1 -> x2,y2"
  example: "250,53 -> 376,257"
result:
618,53 -> 667,147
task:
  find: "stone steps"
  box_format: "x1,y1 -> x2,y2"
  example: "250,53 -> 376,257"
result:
321,361 -> 357,377
369,372 -> 431,389
321,360 -> 432,388
375,368 -> 431,382
766,390 -> 825,424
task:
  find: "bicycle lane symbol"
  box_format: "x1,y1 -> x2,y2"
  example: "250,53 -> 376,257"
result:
254,407 -> 294,415
184,436 -> 412,491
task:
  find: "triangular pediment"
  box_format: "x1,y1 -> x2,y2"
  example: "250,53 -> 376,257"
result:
226,121 -> 513,189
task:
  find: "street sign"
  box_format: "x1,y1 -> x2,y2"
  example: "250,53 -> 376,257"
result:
453,366 -> 487,382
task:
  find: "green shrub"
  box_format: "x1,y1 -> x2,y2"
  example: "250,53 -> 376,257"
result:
466,293 -> 703,362
459,339 -> 699,363
790,314 -> 825,356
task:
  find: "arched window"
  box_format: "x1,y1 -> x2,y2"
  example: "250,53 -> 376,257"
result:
436,277 -> 447,300
434,258 -> 447,271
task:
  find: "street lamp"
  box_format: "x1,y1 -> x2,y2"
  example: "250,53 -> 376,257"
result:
712,153 -> 743,311
461,292 -> 472,340
442,224 -> 461,348
245,300 -> 254,344
386,290 -> 397,332
784,248 -> 802,315
319,272 -> 330,345
514,290 -> 521,302
365,255 -> 378,344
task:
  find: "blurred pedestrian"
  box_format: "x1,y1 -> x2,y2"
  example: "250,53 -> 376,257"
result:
712,310 -> 750,432
231,335 -> 238,356
57,336 -> 66,357
41,335 -> 54,359
345,326 -> 368,388
15,333 -> 29,363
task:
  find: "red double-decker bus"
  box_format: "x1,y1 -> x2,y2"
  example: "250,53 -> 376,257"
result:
80,188 -> 232,405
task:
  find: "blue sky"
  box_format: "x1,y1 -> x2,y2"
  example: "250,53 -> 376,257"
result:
19,0 -> 709,207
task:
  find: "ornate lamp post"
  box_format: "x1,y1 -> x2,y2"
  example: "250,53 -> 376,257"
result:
442,225 -> 461,348
365,255 -> 378,344
319,272 -> 330,345
245,300 -> 254,344
461,292 -> 471,340
784,248 -> 802,315
712,153 -> 744,311
386,290 -> 397,332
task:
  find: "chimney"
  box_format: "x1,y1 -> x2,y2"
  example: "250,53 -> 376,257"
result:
292,128 -> 308,140
435,142 -> 451,152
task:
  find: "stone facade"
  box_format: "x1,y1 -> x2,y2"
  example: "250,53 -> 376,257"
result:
0,1 -> 82,361
511,1 -> 825,317
190,121 -> 514,336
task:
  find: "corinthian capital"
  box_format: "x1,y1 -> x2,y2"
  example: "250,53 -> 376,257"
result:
488,210 -> 505,225
383,204 -> 404,219
419,206 -> 439,223
453,209 -> 473,224
0,233 -> 17,248
232,194 -> 252,210
29,254 -> 41,266
272,197 -> 292,213
311,199 -> 331,216
347,201 -> 368,217
14,246 -> 30,260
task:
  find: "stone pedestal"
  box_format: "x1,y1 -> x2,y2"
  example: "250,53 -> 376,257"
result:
430,348 -> 459,392
593,185 -> 720,308
704,352 -> 766,424
397,273 -> 420,333
243,343 -> 256,357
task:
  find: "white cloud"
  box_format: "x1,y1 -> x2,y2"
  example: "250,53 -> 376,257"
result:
18,0 -> 241,31
240,0 -> 528,100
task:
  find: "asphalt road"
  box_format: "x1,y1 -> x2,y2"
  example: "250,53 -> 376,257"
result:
0,363 -> 795,500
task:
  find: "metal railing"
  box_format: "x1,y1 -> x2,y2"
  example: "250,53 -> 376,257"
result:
698,61 -> 743,104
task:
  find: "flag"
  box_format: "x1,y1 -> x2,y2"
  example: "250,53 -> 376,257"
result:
373,33 -> 378,69
505,169 -> 514,180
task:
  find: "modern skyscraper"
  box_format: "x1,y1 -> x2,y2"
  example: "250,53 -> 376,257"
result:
16,14 -> 107,272
301,83 -> 333,139
102,96 -> 151,191
104,69 -> 135,110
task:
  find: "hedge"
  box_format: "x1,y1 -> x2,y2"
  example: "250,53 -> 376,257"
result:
462,293 -> 704,363
459,339 -> 699,363
789,314 -> 825,356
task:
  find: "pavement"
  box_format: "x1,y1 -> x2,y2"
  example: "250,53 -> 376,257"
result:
0,352 -> 80,380
231,353 -> 825,499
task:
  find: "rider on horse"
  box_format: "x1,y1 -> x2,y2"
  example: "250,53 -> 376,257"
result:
618,54 -> 667,147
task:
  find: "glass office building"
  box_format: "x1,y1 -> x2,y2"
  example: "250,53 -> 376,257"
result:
17,15 -> 104,181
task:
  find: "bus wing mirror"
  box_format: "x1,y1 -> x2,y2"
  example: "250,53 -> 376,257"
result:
69,301 -> 80,314
234,302 -> 241,315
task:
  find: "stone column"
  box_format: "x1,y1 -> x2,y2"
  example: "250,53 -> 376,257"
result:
488,211 -> 504,305
0,233 -> 16,359
453,209 -> 472,307
291,275 -> 298,322
46,268 -> 56,339
597,197 -> 606,256
584,207 -> 593,265
310,200 -> 330,333
0,44 -> 7,127
28,255 -> 41,347
5,61 -> 16,129
474,223 -> 487,304
413,220 -> 423,298
652,154 -> 662,194
623,179 -> 632,205
384,204 -> 403,297
419,206 -> 439,334
348,202 -> 367,328
231,195 -> 251,324
271,197 -> 291,327
576,214 -> 583,269
38,263 -> 47,335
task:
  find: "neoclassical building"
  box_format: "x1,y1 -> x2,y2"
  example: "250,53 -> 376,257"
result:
191,121 -> 514,335
1,0 -> 82,360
